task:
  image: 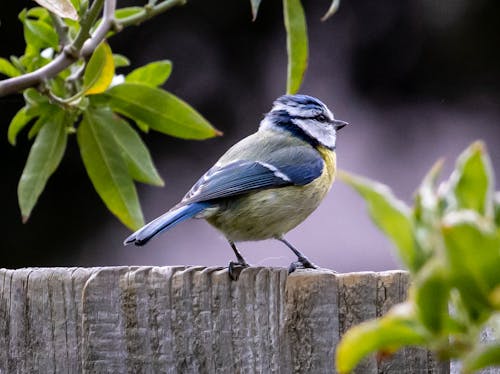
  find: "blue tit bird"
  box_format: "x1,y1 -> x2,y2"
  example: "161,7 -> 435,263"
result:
124,94 -> 347,279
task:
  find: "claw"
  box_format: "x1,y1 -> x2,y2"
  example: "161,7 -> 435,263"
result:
288,256 -> 318,274
228,261 -> 249,281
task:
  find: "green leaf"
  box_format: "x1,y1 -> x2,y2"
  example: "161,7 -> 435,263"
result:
414,159 -> 444,223
18,91 -> 61,141
25,19 -> 59,50
413,159 -> 445,260
28,115 -> 48,140
0,58 -> 20,77
441,211 -> 500,314
63,17 -> 79,34
114,7 -> 143,20
490,284 -> 500,309
462,342 -> 500,373
23,88 -> 56,118
449,141 -> 494,217
87,105 -> 164,186
135,120 -> 149,133
20,7 -> 59,51
83,42 -> 115,95
125,60 -> 172,87
321,0 -> 340,21
70,0 -> 80,13
24,87 -> 49,107
10,101 -> 61,145
340,171 -> 421,272
26,6 -> 52,20
414,260 -> 450,333
19,51 -> 50,73
33,0 -> 78,20
283,0 -> 308,94
494,192 -> 500,227
18,109 -> 68,222
9,56 -> 25,72
336,304 -> 426,374
98,83 -> 222,139
250,0 -> 262,21
49,75 -> 69,97
113,54 -> 130,68
8,107 -> 37,146
77,109 -> 144,230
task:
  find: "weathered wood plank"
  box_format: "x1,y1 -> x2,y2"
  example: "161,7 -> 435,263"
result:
376,270 -> 411,373
283,268 -> 339,373
338,271 -> 378,373
376,271 -> 449,373
0,269 -> 14,373
0,267 -> 450,373
0,268 -> 97,373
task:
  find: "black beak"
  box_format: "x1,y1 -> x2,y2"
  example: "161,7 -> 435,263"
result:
332,119 -> 348,130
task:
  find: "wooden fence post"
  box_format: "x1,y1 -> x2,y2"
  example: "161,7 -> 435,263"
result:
0,267 -> 449,373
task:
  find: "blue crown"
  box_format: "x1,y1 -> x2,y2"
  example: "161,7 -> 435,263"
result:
274,94 -> 327,111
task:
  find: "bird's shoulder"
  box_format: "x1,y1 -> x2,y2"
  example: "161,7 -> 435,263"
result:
216,129 -> 319,166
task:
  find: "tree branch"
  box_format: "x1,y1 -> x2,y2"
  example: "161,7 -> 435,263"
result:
71,0 -> 106,53
117,0 -> 186,28
49,13 -> 71,47
81,0 -> 116,56
0,53 -> 72,97
0,0 -> 109,97
0,0 -> 183,98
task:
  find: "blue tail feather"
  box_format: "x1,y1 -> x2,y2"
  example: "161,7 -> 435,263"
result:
124,202 -> 210,246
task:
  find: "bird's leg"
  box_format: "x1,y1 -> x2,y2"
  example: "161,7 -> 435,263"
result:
276,236 -> 318,273
227,240 -> 250,281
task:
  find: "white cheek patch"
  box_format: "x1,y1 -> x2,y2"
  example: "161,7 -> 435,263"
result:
293,119 -> 337,149
259,117 -> 276,131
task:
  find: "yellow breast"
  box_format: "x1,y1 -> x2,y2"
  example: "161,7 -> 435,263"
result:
316,145 -> 337,187
205,146 -> 337,242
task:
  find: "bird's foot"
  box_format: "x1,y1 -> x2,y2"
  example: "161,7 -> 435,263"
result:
228,261 -> 250,281
288,256 -> 318,274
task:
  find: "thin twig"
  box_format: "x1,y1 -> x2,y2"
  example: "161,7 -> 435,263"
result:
70,0 -> 106,52
81,0 -> 116,56
0,0 -> 185,98
0,0 -> 109,97
67,64 -> 86,84
49,13 -> 71,47
0,53 -> 72,97
118,0 -> 186,28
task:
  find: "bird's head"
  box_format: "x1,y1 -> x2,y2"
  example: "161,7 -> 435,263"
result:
260,94 -> 348,149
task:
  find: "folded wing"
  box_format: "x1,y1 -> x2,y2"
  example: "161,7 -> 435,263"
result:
181,147 -> 324,205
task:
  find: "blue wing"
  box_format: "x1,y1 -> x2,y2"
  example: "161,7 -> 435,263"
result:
124,146 -> 324,246
181,147 -> 324,205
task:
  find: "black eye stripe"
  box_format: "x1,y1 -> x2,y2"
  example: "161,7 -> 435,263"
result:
292,114 -> 328,122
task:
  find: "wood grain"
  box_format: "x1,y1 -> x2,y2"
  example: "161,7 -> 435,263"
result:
0,267 -> 450,373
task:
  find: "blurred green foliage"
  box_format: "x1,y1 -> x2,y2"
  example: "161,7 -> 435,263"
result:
337,141 -> 500,373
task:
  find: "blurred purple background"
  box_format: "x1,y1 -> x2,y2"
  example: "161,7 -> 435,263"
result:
1,0 -> 499,272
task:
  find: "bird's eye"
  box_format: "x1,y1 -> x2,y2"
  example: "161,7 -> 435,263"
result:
316,114 -> 327,122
